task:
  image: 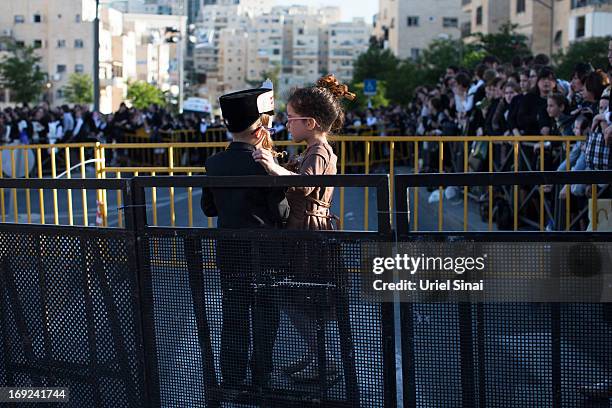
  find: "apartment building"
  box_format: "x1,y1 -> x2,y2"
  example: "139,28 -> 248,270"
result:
374,0 -> 466,60
326,19 -> 371,84
460,0 -> 611,56
0,0 -> 99,107
0,0 -> 185,112
246,14 -> 284,83
461,0 -> 510,38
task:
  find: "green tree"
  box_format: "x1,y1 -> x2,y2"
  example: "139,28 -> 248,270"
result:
352,45 -> 400,84
470,23 -> 531,64
0,42 -> 46,104
418,38 -> 478,84
461,49 -> 487,70
347,80 -> 389,110
386,61 -> 426,105
126,80 -> 166,110
554,36 -> 611,80
63,73 -> 93,104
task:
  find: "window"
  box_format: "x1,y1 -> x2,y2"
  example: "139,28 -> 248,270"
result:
575,15 -> 585,38
33,14 -> 42,23
14,15 -> 25,24
516,0 -> 526,13
74,39 -> 84,48
33,40 -> 43,49
57,39 -> 66,48
75,14 -> 81,23
443,17 -> 458,28
15,41 -> 25,47
461,21 -> 471,37
407,16 -> 419,27
476,6 -> 483,25
410,48 -> 420,60
111,64 -> 122,77
273,49 -> 280,55
57,65 -> 66,73
75,64 -> 84,73
554,30 -> 563,45
298,28 -> 304,35
56,89 -> 64,99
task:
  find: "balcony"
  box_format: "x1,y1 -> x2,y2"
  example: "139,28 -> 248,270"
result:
571,0 -> 611,8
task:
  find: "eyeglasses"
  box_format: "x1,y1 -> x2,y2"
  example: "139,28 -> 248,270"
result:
286,116 -> 319,128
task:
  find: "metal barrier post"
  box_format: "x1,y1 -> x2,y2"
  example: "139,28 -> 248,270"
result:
11,150 -> 17,223
413,142 -> 419,232
65,147 -> 73,226
565,141 -> 570,231
0,152 -> 5,222
24,148 -> 31,224
340,141 -> 346,230
37,148 -> 44,224
126,178 -> 161,407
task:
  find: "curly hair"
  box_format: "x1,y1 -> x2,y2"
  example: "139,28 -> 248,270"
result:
257,113 -> 285,158
287,74 -> 356,133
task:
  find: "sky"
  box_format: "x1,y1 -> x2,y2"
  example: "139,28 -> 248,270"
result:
275,0 -> 377,24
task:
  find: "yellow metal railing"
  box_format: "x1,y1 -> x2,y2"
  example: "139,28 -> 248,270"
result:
0,135 -> 595,231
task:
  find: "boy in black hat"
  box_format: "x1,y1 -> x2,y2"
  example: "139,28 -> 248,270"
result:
201,87 -> 288,391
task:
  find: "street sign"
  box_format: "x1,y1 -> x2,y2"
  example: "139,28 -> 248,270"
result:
363,79 -> 377,96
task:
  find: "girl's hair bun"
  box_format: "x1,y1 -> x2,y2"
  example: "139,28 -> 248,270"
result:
316,74 -> 356,101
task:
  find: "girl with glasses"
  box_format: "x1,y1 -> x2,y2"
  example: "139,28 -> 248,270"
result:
253,74 -> 355,382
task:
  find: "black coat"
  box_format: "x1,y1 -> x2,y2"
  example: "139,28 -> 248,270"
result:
201,142 -> 289,229
514,92 -> 552,135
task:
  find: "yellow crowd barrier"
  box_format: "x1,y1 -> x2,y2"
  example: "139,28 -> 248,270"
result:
0,135 -> 593,231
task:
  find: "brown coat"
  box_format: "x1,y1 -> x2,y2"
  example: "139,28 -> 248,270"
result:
286,142 -> 337,230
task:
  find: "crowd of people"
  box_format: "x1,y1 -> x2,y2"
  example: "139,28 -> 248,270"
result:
0,41 -> 610,230
0,101 -> 227,145
396,48 -> 612,230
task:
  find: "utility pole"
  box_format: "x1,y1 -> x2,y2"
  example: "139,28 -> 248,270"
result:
93,0 -> 100,112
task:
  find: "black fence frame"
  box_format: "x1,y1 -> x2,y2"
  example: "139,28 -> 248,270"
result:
395,171 -> 612,408
130,174 -> 396,408
0,172 -> 611,408
394,171 -> 612,238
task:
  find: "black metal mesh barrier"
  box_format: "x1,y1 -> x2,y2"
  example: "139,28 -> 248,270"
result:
138,228 -> 395,407
400,234 -> 612,408
0,224 -> 145,408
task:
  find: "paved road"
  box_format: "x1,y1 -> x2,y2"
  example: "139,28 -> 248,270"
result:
4,165 -> 493,232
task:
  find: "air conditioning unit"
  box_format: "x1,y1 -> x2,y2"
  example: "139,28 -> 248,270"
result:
2,29 -> 12,37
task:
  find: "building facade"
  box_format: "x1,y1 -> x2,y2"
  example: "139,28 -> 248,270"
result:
325,19 -> 371,84
194,2 -> 369,107
0,0 -> 185,112
374,0 -> 466,60
462,0 -> 612,56
461,0 -> 510,39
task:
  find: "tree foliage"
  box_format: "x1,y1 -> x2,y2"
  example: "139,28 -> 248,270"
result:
350,24 -> 532,107
126,81 -> 166,110
0,42 -> 46,104
63,73 -> 93,105
351,46 -> 399,84
418,39 -> 464,84
347,80 -> 389,110
554,36 -> 611,80
469,23 -> 531,64
386,62 -> 426,106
